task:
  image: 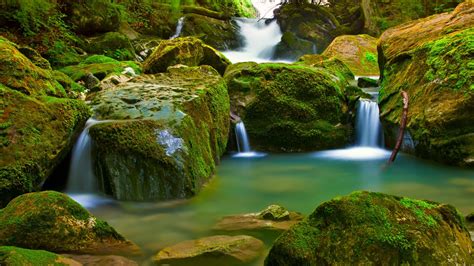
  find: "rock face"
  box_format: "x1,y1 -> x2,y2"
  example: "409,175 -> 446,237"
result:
88,65 -> 229,200
378,2 -> 474,167
0,191 -> 140,255
0,37 -> 90,207
322,34 -> 379,76
181,13 -> 241,50
224,62 -> 352,152
265,191 -> 473,265
0,246 -> 81,266
275,3 -> 352,54
273,32 -> 315,61
153,235 -> 264,266
143,37 -> 231,75
214,205 -> 304,233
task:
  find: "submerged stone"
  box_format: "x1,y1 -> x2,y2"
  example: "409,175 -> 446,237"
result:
88,65 -> 230,201
0,191 -> 141,256
378,2 -> 474,167
265,191 -> 472,265
153,235 -> 264,266
143,36 -> 230,75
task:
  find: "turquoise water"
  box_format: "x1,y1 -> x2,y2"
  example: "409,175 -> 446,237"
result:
85,151 -> 474,265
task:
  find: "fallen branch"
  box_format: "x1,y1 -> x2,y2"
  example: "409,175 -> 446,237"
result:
388,91 -> 409,163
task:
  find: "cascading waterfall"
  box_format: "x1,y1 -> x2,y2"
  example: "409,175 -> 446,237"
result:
170,17 -> 185,39
222,18 -> 284,63
355,99 -> 384,147
235,122 -> 251,153
67,118 -> 105,193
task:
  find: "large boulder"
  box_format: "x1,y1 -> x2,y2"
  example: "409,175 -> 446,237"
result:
0,246 -> 80,266
378,2 -> 474,167
0,38 -> 90,207
273,31 -> 315,61
265,191 -> 473,265
143,37 -> 230,75
181,13 -> 241,50
275,3 -> 351,54
224,62 -> 352,152
322,34 -> 379,76
0,191 -> 140,255
88,65 -> 229,200
153,235 -> 264,266
84,32 -> 136,61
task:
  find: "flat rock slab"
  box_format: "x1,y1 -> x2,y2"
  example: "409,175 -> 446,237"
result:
153,235 -> 264,266
214,212 -> 303,233
64,254 -> 138,266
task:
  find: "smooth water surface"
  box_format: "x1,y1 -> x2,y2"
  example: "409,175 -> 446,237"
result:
85,152 -> 474,264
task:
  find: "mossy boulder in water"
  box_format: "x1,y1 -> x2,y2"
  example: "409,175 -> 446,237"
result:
273,32 -> 315,61
0,38 -> 90,207
265,191 -> 473,265
143,37 -> 230,75
378,2 -> 474,167
181,13 -> 241,50
153,235 -> 264,266
88,65 -> 229,200
0,191 -> 140,255
224,62 -> 352,152
0,246 -> 81,266
322,34 -> 379,77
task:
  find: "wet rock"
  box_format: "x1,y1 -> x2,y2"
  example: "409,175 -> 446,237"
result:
224,62 -> 352,152
357,77 -> 378,88
153,235 -> 264,266
88,65 -> 229,201
265,191 -> 473,265
84,32 -> 135,61
143,37 -> 230,75
0,37 -> 90,207
64,254 -> 138,266
322,34 -> 379,77
0,191 -> 141,256
378,2 -> 474,167
273,31 -> 315,61
214,205 -> 304,233
0,246 -> 81,266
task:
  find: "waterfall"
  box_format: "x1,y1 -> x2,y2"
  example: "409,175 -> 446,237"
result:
67,118 -> 105,193
355,99 -> 384,147
222,18 -> 285,63
170,17 -> 185,39
235,122 -> 251,153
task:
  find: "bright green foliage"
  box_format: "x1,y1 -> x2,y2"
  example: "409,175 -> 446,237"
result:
0,246 -> 72,266
265,191 -> 472,265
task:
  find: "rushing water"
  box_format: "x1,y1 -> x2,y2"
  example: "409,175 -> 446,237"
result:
356,99 -> 384,147
222,18 -> 285,63
235,122 -> 251,152
87,153 -> 474,265
170,17 -> 185,39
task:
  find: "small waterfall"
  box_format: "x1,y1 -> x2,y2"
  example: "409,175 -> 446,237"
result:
170,17 -> 185,39
355,99 -> 384,147
235,122 -> 251,153
222,18 -> 284,63
67,118 -> 105,193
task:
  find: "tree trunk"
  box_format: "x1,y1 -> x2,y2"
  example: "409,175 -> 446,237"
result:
388,91 -> 409,163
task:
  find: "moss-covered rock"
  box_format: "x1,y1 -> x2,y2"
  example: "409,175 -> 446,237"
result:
63,0 -> 121,35
143,37 -> 230,75
224,62 -> 352,152
322,34 -> 379,76
0,246 -> 80,266
181,13 -> 241,50
378,2 -> 474,167
265,191 -> 473,265
84,32 -> 135,61
153,235 -> 264,266
0,191 -> 140,255
273,31 -> 315,61
0,38 -> 90,207
88,65 -> 229,200
59,55 -> 141,82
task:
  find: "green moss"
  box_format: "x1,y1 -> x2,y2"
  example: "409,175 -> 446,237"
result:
0,246 -> 70,266
84,32 -> 135,61
365,52 -> 377,63
59,58 -> 141,81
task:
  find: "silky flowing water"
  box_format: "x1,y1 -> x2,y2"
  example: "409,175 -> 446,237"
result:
83,152 -> 474,264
